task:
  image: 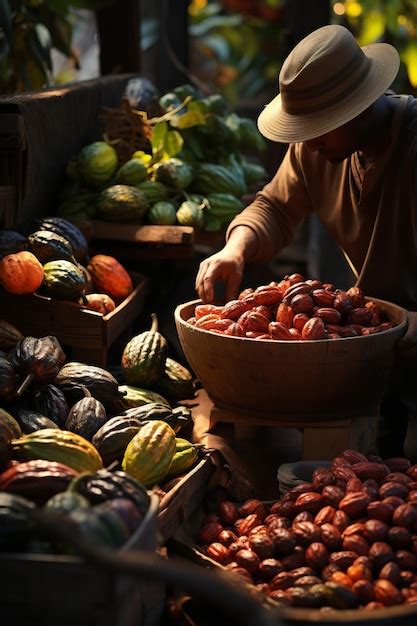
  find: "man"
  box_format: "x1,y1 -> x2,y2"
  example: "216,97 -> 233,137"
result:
195,24 -> 417,457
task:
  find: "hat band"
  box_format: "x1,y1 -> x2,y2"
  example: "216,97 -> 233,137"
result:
281,52 -> 371,115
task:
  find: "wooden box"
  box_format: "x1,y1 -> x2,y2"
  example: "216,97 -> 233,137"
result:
0,271 -> 148,366
0,494 -> 163,626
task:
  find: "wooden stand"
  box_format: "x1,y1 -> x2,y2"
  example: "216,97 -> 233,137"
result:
208,403 -> 377,461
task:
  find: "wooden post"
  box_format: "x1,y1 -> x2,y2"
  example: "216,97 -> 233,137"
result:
96,0 -> 141,74
155,0 -> 190,94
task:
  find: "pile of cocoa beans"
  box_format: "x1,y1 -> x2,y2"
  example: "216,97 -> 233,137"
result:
187,274 -> 395,340
197,450 -> 417,611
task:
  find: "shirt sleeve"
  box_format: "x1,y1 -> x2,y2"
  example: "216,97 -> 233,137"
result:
225,143 -> 313,262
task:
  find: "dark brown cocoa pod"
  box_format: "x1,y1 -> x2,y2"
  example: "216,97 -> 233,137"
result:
238,499 -> 267,521
314,506 -> 336,526
258,558 -> 284,581
400,571 -> 415,587
388,526 -> 412,549
352,580 -> 375,605
395,550 -> 417,571
379,562 -> 401,586
369,542 -> 394,570
294,575 -> 322,588
305,542 -> 329,569
294,492 -> 323,514
293,511 -> 313,524
198,522 -> 223,544
270,571 -> 294,590
367,501 -> 394,523
343,534 -> 369,556
234,514 -> 262,536
287,586 -> 324,608
385,472 -> 411,485
206,542 -> 230,564
235,548 -> 260,574
268,589 -> 291,605
320,523 -> 342,551
248,533 -> 275,560
322,564 -> 341,581
385,457 -> 411,473
393,503 -> 417,529
329,551 -> 358,571
270,527 -> 296,555
333,510 -> 350,532
363,519 -> 389,543
287,482 -> 316,500
267,516 -> 291,530
281,546 -> 306,570
322,485 -> 345,507
379,481 -> 409,500
218,501 -> 239,525
339,491 -> 371,518
323,581 -> 359,609
292,521 -> 320,546
218,529 -> 238,546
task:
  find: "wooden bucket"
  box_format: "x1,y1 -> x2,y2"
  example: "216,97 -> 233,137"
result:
174,298 -> 407,421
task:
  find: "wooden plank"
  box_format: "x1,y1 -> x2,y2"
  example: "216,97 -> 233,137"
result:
104,273 -> 149,345
90,239 -> 194,262
87,220 -> 194,245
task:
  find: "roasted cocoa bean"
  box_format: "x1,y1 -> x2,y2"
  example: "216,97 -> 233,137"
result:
369,542 -> 394,570
393,503 -> 417,529
292,522 -> 320,546
270,571 -> 294,591
293,511 -> 314,524
206,542 -> 230,564
333,510 -> 350,532
294,492 -> 323,514
366,501 -> 393,523
320,523 -> 342,551
339,492 -> 371,518
347,563 -> 373,582
248,534 -> 275,560
322,485 -> 345,508
379,562 -> 401,586
238,499 -> 267,520
330,571 -> 354,587
234,514 -> 262,536
329,551 -> 359,571
218,529 -> 238,546
198,523 -> 223,544
388,526 -> 412,549
235,548 -> 260,573
379,481 -> 409,500
258,558 -> 283,581
395,550 -> 417,571
343,535 -> 369,556
352,580 -> 375,604
363,519 -> 389,543
270,527 -> 296,555
373,579 -> 402,606
385,457 -> 411,473
218,501 -> 239,525
314,506 -> 336,526
305,542 -> 329,569
353,462 -> 389,481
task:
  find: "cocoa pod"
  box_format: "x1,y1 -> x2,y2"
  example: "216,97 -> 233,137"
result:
282,282 -> 312,304
218,501 -> 239,526
238,499 -> 267,520
270,527 -> 296,555
333,466 -> 357,482
339,491 -> 371,518
385,472 -> 411,485
352,580 -> 375,604
253,285 -> 282,306
348,307 -> 373,325
290,293 -> 314,315
293,511 -> 313,524
320,523 -> 342,551
292,521 -> 320,546
316,307 -> 341,325
379,562 -> 401,586
305,542 -> 329,569
224,322 -> 245,337
373,579 -> 402,606
268,589 -> 291,605
238,287 -> 254,300
269,321 -> 292,340
314,505 -> 336,526
201,513 -> 220,526
323,581 -> 359,609
330,571 -> 354,587
347,563 -> 373,582
294,492 -> 323,514
270,571 -> 294,591
312,289 -> 335,307
220,300 -> 250,320
218,529 -> 238,546
353,462 -> 389,481
393,503 -> 417,529
234,514 -> 261,536
206,542 -> 230,564
385,457 -> 411,473
235,548 -> 260,573
342,523 -> 366,538
329,551 -> 359,570
366,501 -> 393,523
400,571 -> 415,587
369,542 -> 394,570
342,449 -> 368,464
322,485 -> 345,508
388,526 -> 411,549
248,534 -> 275,560
346,477 -> 363,493
363,519 -> 389,543
379,481 -> 409,500
343,534 -> 369,556
198,522 -> 223,544
364,601 -> 384,610
275,303 -> 294,328
292,313 -> 309,331
333,292 -> 354,315
281,546 -> 306,570
248,524 -> 268,536
333,510 -> 350,532
258,558 -> 283,581
301,317 -> 325,340
395,550 -> 417,571
294,575 -> 322,588
346,287 -> 366,308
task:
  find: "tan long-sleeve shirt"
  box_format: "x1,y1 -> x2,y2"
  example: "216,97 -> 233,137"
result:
226,94 -> 417,308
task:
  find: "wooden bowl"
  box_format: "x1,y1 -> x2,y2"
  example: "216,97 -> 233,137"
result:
175,298 -> 407,421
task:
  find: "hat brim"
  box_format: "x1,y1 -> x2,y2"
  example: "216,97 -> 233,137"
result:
257,43 -> 400,143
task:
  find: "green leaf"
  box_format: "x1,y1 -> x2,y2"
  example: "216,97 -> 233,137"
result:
151,121 -> 168,158
164,130 -> 183,158
402,39 -> 417,87
170,109 -> 206,129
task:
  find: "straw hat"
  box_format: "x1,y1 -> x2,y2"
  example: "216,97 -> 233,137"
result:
257,25 -> 400,143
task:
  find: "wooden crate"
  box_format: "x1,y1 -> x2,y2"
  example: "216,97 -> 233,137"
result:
157,451 -> 222,544
0,493 -> 163,626
0,271 -> 148,366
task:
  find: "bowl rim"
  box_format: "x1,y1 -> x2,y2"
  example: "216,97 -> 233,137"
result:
174,297 -> 408,344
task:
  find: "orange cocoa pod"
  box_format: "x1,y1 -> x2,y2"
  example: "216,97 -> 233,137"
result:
301,317 -> 325,340
83,293 -> 116,314
244,311 -> 270,333
330,571 -> 353,587
282,282 -> 312,304
254,305 -> 273,320
293,313 -> 309,331
195,313 -> 222,329
238,287 -> 254,300
276,302 -> 294,327
269,321 -> 292,340
289,328 -> 301,339
287,273 -> 305,285
253,285 -> 282,306
195,303 -> 223,319
339,492 -> 371,518
220,299 -> 249,320
316,307 -> 341,325
224,322 -> 245,337
291,293 -> 314,315
276,279 -> 292,299
246,331 -> 265,338
212,318 -> 234,331
373,579 -> 402,606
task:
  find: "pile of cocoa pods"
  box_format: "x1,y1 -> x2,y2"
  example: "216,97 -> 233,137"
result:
187,274 -> 396,340
197,450 -> 417,611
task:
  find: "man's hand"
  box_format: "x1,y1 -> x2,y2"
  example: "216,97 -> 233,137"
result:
397,311 -> 417,359
195,249 -> 244,303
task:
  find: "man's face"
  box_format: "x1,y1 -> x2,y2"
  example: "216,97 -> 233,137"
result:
304,115 -> 365,163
